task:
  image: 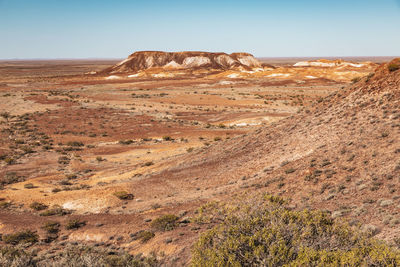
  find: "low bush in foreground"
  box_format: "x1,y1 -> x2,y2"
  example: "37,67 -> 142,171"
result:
2,230 -> 38,245
191,194 -> 400,266
0,245 -> 162,267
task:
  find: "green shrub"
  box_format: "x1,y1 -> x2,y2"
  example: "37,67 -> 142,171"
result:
24,183 -> 35,189
388,63 -> 400,72
0,201 -> 11,209
119,139 -> 134,145
285,168 -> 296,174
66,141 -> 84,147
42,221 -> 60,234
0,246 -> 32,265
2,230 -> 38,245
137,231 -> 155,243
39,205 -> 71,216
0,245 -> 162,266
4,157 -> 15,165
113,191 -> 134,200
1,172 -> 24,185
29,201 -> 48,211
151,214 -> 179,231
191,194 -> 400,266
65,219 -> 86,230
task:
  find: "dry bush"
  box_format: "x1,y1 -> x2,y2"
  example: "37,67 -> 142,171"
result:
191,194 -> 400,266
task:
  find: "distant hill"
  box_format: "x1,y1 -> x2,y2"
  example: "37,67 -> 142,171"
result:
100,51 -> 262,74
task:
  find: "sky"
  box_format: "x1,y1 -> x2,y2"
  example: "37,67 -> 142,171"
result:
0,0 -> 399,59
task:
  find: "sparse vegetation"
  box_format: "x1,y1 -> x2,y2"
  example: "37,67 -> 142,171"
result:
113,191 -> 134,200
24,183 -> 35,189
29,201 -> 48,211
42,221 -> 60,234
2,230 -> 38,245
162,136 -> 172,141
0,245 -> 162,266
151,214 -> 179,231
65,219 -> 86,230
388,62 -> 400,72
66,141 -> 84,147
136,230 -> 156,243
39,205 -> 71,216
0,201 -> 11,209
119,139 -> 134,145
143,161 -> 154,167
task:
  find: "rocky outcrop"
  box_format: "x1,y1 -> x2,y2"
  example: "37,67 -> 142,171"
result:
293,59 -> 376,69
101,51 -> 262,74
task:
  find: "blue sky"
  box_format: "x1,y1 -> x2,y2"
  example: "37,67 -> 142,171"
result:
0,0 -> 399,59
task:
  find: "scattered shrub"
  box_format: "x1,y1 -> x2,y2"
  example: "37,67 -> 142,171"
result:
4,157 -> 15,165
24,183 -> 35,189
119,139 -> 134,145
162,136 -> 172,141
39,205 -> 71,216
143,161 -> 154,167
66,141 -> 84,147
52,187 -> 62,193
2,230 -> 38,245
42,221 -> 60,234
0,201 -> 11,209
285,168 -> 296,174
0,245 -> 162,266
388,63 -> 400,72
29,201 -> 48,211
136,231 -> 155,243
1,172 -> 24,185
113,191 -> 134,200
65,219 -> 86,230
151,214 -> 179,231
57,156 -> 69,165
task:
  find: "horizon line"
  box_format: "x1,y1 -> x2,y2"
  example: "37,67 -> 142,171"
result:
0,55 -> 398,61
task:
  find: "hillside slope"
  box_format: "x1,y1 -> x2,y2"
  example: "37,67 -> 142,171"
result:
156,58 -> 400,242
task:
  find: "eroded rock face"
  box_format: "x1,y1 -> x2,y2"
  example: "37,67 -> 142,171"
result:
293,59 -> 376,69
102,51 -> 262,74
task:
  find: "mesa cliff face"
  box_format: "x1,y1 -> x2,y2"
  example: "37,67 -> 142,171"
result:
102,51 -> 262,74
98,51 -> 378,83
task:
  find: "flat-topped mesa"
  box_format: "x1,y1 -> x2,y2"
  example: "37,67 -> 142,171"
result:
101,51 -> 262,74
